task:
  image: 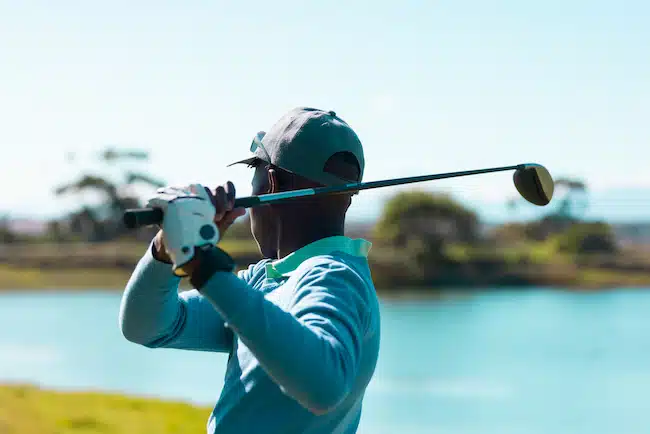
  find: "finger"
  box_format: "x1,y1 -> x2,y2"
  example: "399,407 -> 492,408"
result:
213,185 -> 227,220
156,187 -> 178,196
201,185 -> 218,212
193,184 -> 212,201
224,181 -> 236,211
231,207 -> 246,219
221,208 -> 246,225
188,184 -> 202,195
146,197 -> 170,209
217,208 -> 246,232
166,185 -> 190,194
203,186 -> 215,203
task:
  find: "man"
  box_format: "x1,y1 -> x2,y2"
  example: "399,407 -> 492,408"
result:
119,107 -> 381,434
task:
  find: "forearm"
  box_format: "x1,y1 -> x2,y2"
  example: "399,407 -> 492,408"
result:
119,243 -> 233,352
119,242 -> 184,346
194,269 -> 363,414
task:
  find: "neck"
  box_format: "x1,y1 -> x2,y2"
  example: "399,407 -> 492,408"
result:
276,221 -> 345,259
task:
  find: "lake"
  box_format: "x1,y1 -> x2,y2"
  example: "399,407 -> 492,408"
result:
1,288 -> 650,434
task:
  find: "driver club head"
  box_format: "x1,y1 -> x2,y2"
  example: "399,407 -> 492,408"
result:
513,164 -> 554,206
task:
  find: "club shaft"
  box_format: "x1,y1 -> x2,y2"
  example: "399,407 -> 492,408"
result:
123,164 -> 526,228
235,164 -> 524,207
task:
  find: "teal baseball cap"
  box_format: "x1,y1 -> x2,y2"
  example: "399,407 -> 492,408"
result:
227,107 -> 365,186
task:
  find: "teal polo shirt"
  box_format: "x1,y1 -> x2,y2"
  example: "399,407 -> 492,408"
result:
265,236 -> 372,278
119,236 -> 381,434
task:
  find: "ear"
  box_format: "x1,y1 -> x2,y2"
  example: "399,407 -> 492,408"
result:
268,168 -> 279,194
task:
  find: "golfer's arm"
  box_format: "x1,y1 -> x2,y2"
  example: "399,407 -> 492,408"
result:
194,261 -> 369,415
118,243 -> 234,352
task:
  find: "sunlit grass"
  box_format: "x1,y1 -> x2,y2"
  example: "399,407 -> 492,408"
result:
0,264 -> 132,290
445,240 -> 568,264
0,239 -> 261,290
576,268 -> 650,289
0,384 -> 210,434
5,239 -> 260,261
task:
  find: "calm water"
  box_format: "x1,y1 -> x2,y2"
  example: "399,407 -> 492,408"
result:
1,288 -> 650,434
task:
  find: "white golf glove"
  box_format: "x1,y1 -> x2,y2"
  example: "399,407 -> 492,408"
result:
146,183 -> 220,271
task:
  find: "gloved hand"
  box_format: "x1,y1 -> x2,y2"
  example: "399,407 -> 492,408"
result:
146,183 -> 220,273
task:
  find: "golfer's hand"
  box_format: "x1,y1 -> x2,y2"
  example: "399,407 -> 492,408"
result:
146,184 -> 219,271
151,182 -> 245,264
206,181 -> 246,236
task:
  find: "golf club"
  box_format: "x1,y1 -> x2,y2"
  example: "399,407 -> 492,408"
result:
122,163 -> 554,230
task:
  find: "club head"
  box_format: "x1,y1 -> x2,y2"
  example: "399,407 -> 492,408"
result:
513,164 -> 554,206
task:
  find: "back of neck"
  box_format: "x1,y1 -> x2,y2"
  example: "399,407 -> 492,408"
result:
277,224 -> 345,259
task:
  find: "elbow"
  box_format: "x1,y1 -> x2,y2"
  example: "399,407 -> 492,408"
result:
300,340 -> 360,415
118,301 -> 181,349
120,326 -> 141,345
118,310 -> 156,347
119,323 -> 159,348
118,305 -> 136,342
118,292 -> 146,345
303,379 -> 350,416
119,318 -> 146,345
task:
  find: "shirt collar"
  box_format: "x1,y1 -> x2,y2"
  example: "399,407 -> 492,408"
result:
265,236 -> 372,279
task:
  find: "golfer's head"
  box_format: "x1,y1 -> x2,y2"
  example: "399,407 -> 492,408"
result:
228,107 -> 365,254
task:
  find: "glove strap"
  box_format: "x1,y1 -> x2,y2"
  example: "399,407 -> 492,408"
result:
183,245 -> 236,289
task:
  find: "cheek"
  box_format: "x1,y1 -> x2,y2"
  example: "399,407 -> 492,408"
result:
251,169 -> 269,196
250,206 -> 273,236
249,208 -> 264,234
250,206 -> 265,224
249,209 -> 258,227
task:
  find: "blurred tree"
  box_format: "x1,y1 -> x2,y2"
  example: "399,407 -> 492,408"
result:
552,177 -> 589,221
489,222 -> 528,246
506,198 -> 518,213
506,176 -> 588,221
0,214 -> 17,243
556,221 -> 618,255
505,176 -> 590,241
45,220 -> 66,242
53,146 -> 165,241
373,190 -> 480,263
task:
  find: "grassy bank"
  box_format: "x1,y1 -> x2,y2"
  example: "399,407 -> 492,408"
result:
0,384 -> 209,434
2,240 -> 650,291
0,240 -> 259,291
0,264 -> 133,290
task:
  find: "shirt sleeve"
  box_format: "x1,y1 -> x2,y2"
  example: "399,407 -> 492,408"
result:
118,242 -> 237,352
196,260 -> 371,415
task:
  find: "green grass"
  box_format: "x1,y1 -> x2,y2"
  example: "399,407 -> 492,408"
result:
575,268 -> 650,289
0,264 -> 132,290
445,239 -> 594,266
0,384 -> 210,434
3,239 -> 260,263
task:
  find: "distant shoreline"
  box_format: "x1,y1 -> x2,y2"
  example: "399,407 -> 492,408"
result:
2,264 -> 649,293
2,240 -> 650,292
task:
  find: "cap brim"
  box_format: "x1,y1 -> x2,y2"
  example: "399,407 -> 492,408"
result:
226,156 -> 259,167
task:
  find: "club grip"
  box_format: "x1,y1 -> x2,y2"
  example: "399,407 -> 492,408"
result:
123,208 -> 164,229
123,197 -> 261,229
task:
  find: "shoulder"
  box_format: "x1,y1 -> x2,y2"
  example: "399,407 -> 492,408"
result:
289,253 -> 379,330
236,258 -> 273,285
293,253 -> 373,289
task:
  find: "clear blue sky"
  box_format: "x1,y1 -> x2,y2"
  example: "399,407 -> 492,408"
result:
1,0 -> 648,222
